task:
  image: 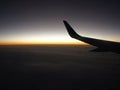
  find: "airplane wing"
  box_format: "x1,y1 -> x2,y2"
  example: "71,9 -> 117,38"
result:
63,20 -> 120,53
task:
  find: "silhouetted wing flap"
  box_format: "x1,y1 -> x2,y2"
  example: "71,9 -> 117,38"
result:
90,48 -> 108,52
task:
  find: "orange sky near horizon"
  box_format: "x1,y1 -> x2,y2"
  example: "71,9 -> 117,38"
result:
0,33 -> 87,45
0,40 -> 87,45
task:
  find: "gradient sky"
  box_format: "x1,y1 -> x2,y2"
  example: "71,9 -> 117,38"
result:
0,0 -> 120,44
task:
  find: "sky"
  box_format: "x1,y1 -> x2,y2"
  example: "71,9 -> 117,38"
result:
0,0 -> 120,45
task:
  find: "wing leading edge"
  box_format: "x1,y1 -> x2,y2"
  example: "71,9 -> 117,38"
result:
63,20 -> 120,54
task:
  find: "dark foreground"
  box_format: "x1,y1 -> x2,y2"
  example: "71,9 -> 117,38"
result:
0,45 -> 120,89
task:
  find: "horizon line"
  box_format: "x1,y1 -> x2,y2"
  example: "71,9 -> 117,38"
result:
0,42 -> 88,46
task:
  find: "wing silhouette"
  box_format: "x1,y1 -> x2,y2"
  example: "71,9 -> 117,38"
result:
63,20 -> 120,54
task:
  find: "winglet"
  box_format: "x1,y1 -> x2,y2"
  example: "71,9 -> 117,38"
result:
63,20 -> 81,39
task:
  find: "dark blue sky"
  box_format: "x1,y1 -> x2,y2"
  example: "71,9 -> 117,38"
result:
0,0 -> 120,44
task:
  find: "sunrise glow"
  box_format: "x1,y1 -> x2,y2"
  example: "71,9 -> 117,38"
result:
0,40 -> 86,45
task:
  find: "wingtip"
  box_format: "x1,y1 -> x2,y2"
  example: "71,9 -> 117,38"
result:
63,20 -> 67,23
